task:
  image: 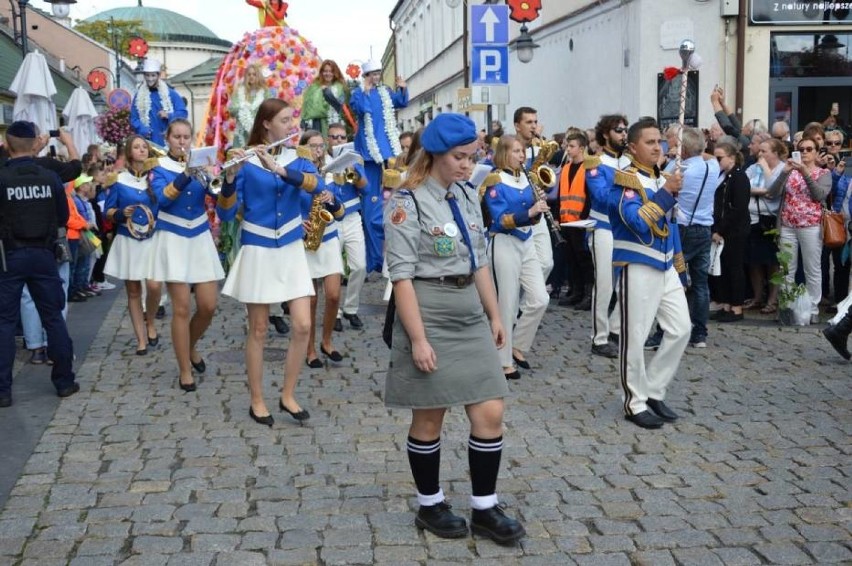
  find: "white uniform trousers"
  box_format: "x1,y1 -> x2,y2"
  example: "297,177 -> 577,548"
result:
337,212 -> 367,316
618,263 -> 690,416
489,233 -> 549,367
530,219 -> 554,281
589,228 -> 621,346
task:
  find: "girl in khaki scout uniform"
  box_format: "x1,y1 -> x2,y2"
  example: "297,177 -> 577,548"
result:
383,113 -> 525,545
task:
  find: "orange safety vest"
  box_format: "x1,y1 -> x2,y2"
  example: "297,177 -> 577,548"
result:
558,162 -> 587,223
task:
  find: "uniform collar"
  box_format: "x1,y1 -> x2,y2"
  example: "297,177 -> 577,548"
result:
602,145 -> 622,159
631,159 -> 660,179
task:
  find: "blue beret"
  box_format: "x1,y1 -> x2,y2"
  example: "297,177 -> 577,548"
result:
7,121 -> 37,139
420,113 -> 477,154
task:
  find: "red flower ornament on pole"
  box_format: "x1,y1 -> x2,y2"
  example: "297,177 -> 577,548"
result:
87,69 -> 108,91
128,37 -> 149,58
345,63 -> 361,80
508,0 -> 542,23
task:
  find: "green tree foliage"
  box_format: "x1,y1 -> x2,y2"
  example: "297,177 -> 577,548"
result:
74,19 -> 154,55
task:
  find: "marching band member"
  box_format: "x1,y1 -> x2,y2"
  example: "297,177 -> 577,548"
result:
103,134 -> 163,356
326,123 -> 368,331
217,98 -> 319,427
608,117 -> 688,430
149,119 -> 225,392
130,59 -> 188,147
350,59 -> 408,273
384,113 -> 524,544
299,130 -> 346,367
481,135 -> 549,380
584,114 -> 631,358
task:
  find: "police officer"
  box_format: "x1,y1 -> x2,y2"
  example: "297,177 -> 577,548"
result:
608,117 -> 688,429
0,121 -> 79,407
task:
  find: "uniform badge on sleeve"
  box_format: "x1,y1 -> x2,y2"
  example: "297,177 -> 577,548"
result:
390,207 -> 407,225
489,189 -> 497,198
624,189 -> 635,199
589,169 -> 598,177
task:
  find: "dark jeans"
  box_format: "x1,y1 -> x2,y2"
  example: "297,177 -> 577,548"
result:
821,245 -> 850,303
564,227 -> 593,292
0,247 -> 76,396
679,224 -> 711,342
70,241 -> 90,296
717,236 -> 747,306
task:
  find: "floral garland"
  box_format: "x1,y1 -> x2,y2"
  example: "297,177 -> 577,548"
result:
134,81 -> 174,130
234,86 -> 266,138
364,85 -> 402,163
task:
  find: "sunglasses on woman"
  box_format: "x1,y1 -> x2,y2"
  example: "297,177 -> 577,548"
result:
797,146 -> 816,152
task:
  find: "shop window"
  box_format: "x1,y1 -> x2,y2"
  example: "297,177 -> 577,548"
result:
770,33 -> 852,77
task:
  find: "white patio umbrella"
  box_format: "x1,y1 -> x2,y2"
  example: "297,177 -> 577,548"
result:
9,50 -> 58,140
62,86 -> 99,152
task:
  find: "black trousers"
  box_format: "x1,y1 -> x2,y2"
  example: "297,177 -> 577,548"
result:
564,227 -> 592,292
821,245 -> 850,303
716,236 -> 747,306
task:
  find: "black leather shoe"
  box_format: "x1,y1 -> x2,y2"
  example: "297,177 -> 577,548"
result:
646,399 -> 678,422
343,313 -> 364,329
333,318 -> 343,332
147,334 -> 159,347
0,396 -> 11,408
625,410 -> 664,429
269,316 -> 289,335
504,370 -> 520,380
57,383 -> 80,398
190,357 -> 206,373
470,505 -> 525,545
512,354 -> 531,369
591,342 -> 618,359
179,379 -> 197,392
135,348 -> 147,356
279,400 -> 310,424
306,357 -> 323,369
155,305 -> 166,319
249,407 -> 274,427
321,345 -> 343,362
415,501 -> 468,538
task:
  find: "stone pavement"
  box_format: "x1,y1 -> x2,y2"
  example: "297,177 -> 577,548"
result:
0,277 -> 850,565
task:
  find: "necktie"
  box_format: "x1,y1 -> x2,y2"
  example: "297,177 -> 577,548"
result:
445,190 -> 477,271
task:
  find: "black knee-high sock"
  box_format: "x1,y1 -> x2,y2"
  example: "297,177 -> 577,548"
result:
407,436 -> 441,497
468,435 -> 503,496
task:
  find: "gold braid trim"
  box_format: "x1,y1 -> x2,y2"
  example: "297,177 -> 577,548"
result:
332,203 -> 345,220
300,173 -> 319,192
483,171 -> 502,187
163,183 -> 181,200
584,155 -> 602,169
674,252 -> 687,274
332,173 -> 346,185
382,168 -> 403,189
387,156 -> 398,169
218,191 -> 237,210
296,146 -> 312,160
103,173 -> 119,188
614,169 -> 643,191
500,213 -> 517,230
142,157 -> 160,172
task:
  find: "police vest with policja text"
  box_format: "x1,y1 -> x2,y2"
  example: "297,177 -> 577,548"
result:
0,163 -> 59,249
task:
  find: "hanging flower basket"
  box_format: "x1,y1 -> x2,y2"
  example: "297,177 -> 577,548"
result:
95,107 -> 132,144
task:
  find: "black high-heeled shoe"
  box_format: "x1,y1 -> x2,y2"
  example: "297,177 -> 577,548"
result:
279,400 -> 310,424
305,357 -> 323,369
190,357 -> 206,373
320,345 -> 343,362
512,354 -> 530,370
135,347 -> 147,356
249,407 -> 274,427
147,334 -> 159,347
179,378 -> 197,392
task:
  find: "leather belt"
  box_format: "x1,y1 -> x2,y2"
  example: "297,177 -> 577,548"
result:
414,274 -> 474,288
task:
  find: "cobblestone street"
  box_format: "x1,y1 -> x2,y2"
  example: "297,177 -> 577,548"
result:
0,278 -> 849,565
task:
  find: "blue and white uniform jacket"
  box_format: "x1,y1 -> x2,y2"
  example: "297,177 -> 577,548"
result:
327,161 -> 367,217
349,85 -> 409,163
608,162 -> 687,282
130,87 -> 188,146
586,146 -> 631,231
481,169 -> 539,241
150,155 -> 214,238
217,147 -> 322,248
104,169 -> 159,239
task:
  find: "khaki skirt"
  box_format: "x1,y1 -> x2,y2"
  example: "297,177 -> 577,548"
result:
385,278 -> 508,409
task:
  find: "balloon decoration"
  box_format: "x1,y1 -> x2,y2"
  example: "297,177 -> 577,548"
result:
199,20 -> 322,155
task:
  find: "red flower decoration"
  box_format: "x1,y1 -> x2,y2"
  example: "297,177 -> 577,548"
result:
508,0 -> 542,23
662,67 -> 681,81
128,37 -> 149,58
345,63 -> 361,80
87,69 -> 108,91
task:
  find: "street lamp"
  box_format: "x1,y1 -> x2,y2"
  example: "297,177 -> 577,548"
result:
45,0 -> 76,18
9,0 -> 76,56
515,23 -> 538,63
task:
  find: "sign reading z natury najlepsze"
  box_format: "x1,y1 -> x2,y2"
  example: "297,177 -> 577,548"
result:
751,1 -> 851,25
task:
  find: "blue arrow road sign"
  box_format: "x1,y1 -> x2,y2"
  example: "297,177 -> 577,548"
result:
470,4 -> 509,45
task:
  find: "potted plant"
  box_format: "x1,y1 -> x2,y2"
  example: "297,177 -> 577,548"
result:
769,237 -> 808,325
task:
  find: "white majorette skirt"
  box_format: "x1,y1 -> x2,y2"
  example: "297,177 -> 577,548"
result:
149,229 -> 225,283
222,240 -> 315,304
306,236 -> 344,279
104,233 -> 154,281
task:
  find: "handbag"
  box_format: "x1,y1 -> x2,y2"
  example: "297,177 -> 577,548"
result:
78,229 -> 98,256
755,197 -> 776,233
822,208 -> 847,249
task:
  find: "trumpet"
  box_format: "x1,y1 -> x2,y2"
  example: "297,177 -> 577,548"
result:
344,168 -> 359,184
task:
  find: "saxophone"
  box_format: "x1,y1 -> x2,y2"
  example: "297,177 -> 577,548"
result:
304,194 -> 335,252
523,138 -> 565,246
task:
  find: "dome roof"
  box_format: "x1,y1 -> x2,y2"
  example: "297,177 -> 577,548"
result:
83,6 -> 232,48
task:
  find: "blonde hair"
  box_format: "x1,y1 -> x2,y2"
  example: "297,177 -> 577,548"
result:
492,135 -> 521,170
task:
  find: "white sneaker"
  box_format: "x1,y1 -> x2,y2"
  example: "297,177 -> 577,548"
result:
99,280 -> 117,290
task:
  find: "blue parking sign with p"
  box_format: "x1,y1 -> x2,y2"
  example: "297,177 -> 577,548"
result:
471,46 -> 509,85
